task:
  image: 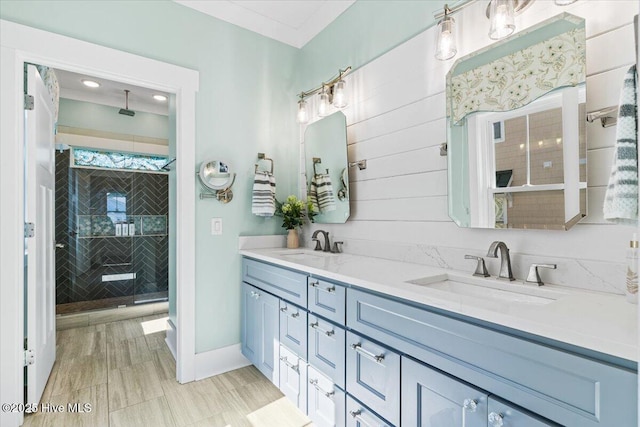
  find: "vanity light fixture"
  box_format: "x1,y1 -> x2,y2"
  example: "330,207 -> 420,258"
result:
435,5 -> 457,61
153,94 -> 168,102
433,0 -> 534,61
81,79 -> 100,88
295,66 -> 352,124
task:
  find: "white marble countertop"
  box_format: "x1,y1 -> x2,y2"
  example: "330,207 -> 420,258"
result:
240,247 -> 638,364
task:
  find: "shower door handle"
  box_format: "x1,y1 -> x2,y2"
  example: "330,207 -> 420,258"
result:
55,242 -> 65,249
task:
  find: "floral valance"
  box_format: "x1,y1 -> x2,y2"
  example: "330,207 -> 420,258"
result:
448,28 -> 585,125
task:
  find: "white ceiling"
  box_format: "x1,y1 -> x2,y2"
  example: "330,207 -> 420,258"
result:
55,68 -> 169,116
175,0 -> 355,48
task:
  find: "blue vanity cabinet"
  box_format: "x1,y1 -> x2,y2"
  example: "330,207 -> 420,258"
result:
241,282 -> 280,385
402,356 -> 489,427
308,313 -> 346,389
346,330 -> 400,426
243,258 -> 307,307
308,277 -> 346,324
487,396 -> 558,427
308,365 -> 346,427
279,300 -> 308,359
279,345 -> 308,413
346,395 -> 394,427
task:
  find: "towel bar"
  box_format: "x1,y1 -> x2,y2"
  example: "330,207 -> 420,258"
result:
586,106 -> 618,128
349,160 -> 367,170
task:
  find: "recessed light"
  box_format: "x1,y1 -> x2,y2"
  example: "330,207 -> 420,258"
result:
153,94 -> 168,102
81,79 -> 100,88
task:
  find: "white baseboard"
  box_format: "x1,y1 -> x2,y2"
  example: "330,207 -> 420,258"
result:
194,343 -> 251,381
165,319 -> 177,360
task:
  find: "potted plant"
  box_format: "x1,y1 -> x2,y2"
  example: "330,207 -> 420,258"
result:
275,195 -> 314,249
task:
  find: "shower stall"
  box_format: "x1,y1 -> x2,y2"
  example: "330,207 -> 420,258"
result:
55,149 -> 169,314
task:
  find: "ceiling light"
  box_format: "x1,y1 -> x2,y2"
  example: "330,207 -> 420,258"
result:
81,79 -> 100,88
153,94 -> 168,102
489,0 -> 516,40
435,6 -> 457,61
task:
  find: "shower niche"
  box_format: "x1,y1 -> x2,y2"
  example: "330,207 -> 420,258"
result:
55,150 -> 169,314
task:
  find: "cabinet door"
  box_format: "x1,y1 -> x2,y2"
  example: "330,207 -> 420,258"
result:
241,282 -> 260,364
346,331 -> 400,426
279,345 -> 307,413
308,314 -> 346,388
253,285 -> 280,385
346,395 -> 393,427
279,300 -> 308,359
401,356 -> 487,427
488,397 -> 558,427
308,365 -> 346,427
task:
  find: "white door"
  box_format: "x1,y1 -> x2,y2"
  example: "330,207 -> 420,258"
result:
25,64 -> 56,405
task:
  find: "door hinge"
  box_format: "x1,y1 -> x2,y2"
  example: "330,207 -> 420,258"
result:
24,222 -> 35,238
24,349 -> 35,367
24,94 -> 34,111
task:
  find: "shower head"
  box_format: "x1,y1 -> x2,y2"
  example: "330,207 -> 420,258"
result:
119,89 -> 135,117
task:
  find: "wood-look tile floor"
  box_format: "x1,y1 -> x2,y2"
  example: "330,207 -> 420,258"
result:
24,314 -> 312,427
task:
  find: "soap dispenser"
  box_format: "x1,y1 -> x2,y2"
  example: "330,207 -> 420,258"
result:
626,233 -> 638,304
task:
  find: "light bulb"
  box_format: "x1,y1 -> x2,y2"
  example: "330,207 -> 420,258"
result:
489,0 -> 515,40
318,87 -> 330,117
297,99 -> 308,124
332,79 -> 347,109
435,15 -> 457,61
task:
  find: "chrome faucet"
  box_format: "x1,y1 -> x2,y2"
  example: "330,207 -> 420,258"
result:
486,241 -> 515,281
311,229 -> 331,252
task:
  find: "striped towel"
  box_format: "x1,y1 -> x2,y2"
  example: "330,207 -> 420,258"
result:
313,174 -> 336,213
604,65 -> 638,225
252,172 -> 276,217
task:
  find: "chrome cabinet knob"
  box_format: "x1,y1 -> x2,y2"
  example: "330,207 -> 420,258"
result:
463,398 -> 477,412
488,412 -> 504,427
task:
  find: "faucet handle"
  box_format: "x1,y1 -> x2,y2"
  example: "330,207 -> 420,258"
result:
332,241 -> 343,253
312,238 -> 322,251
465,255 -> 490,277
525,263 -> 557,286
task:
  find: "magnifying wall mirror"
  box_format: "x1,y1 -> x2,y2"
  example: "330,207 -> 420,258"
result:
304,111 -> 350,223
447,13 -> 586,230
198,160 -> 235,202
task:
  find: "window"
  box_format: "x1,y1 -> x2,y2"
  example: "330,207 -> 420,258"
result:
106,192 -> 127,224
71,148 -> 168,172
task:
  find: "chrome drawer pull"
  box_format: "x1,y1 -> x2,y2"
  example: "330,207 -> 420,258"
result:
280,307 -> 300,318
349,409 -> 379,427
310,321 -> 335,336
350,343 -> 385,364
250,291 -> 260,299
309,378 -> 335,398
279,356 -> 299,373
310,281 -> 336,293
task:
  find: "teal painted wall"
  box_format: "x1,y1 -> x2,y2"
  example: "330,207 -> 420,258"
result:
58,98 -> 169,139
1,0 -> 298,353
296,0 -> 452,90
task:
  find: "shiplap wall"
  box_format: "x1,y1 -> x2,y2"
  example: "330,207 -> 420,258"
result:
304,0 -> 639,295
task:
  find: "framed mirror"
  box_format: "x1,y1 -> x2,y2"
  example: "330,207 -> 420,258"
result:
447,13 -> 586,230
304,111 -> 350,223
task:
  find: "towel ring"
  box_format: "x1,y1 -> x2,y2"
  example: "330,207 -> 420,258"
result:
255,153 -> 274,174
313,157 -> 328,176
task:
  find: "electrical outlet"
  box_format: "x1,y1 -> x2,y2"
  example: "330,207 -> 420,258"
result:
211,218 -> 223,235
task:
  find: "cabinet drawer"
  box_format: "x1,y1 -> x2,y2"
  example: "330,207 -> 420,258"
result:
347,288 -> 637,427
346,395 -> 394,427
401,356 -> 488,427
308,365 -> 346,427
308,277 -> 346,324
308,314 -> 346,388
279,300 -> 307,359
488,396 -> 559,427
279,345 -> 307,414
243,258 -> 307,307
346,331 -> 400,426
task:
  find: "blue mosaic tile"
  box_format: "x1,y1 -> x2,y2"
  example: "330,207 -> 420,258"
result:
77,215 -> 92,237
141,215 -> 167,235
91,215 -> 116,237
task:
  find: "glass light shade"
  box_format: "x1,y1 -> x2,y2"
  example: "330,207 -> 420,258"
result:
332,79 -> 347,109
297,99 -> 309,124
318,87 -> 330,117
435,16 -> 457,61
554,0 -> 577,4
489,0 -> 515,40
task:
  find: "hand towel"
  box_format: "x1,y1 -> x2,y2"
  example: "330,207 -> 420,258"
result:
314,174 -> 336,213
308,180 -> 319,213
252,172 -> 276,217
604,65 -> 638,225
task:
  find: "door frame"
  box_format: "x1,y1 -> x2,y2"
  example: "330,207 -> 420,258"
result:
0,19 -> 198,426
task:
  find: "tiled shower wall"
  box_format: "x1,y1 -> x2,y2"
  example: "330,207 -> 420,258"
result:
55,150 -> 169,305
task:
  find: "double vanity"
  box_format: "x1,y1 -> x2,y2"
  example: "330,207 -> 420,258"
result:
240,247 -> 637,427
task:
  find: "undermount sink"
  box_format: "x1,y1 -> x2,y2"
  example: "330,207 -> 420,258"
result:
276,250 -> 337,261
405,274 -> 569,306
